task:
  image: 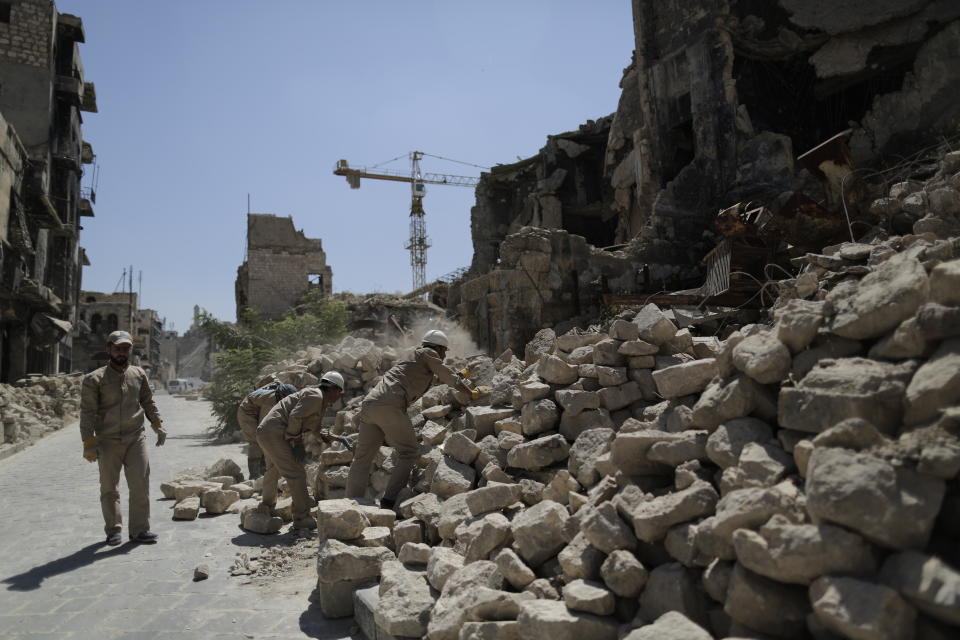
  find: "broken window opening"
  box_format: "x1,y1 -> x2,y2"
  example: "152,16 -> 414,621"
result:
0,4 -> 10,24
562,211 -> 618,249
106,314 -> 118,333
307,273 -> 324,288
733,45 -> 915,156
661,116 -> 695,186
90,313 -> 102,334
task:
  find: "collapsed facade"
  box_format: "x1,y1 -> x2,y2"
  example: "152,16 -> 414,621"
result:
235,213 -> 333,322
449,0 -> 960,356
0,1 -> 97,382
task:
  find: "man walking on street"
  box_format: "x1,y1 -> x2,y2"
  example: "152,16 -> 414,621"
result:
256,371 -> 344,529
80,330 -> 166,546
345,330 -> 472,510
236,381 -> 297,479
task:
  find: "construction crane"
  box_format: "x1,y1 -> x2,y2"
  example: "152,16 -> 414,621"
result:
334,151 -> 484,292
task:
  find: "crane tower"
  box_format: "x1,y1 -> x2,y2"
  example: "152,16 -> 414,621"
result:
334,151 -> 483,292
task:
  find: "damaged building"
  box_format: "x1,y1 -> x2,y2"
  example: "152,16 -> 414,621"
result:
0,1 -> 97,382
234,213 -> 333,322
448,0 -> 960,355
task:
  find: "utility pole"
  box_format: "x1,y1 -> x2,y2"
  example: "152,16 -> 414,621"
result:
128,264 -> 134,332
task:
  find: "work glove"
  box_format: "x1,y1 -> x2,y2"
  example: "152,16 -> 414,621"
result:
82,437 -> 98,462
151,420 -> 167,447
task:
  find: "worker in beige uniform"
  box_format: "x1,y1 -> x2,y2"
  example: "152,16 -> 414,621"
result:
346,330 -> 472,510
255,371 -> 344,529
236,382 -> 297,479
80,330 -> 166,546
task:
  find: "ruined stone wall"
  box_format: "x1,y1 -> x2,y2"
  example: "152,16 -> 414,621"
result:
235,213 -> 333,321
468,118 -> 618,277
453,227 -> 644,357
0,0 -> 53,68
618,0 -> 960,267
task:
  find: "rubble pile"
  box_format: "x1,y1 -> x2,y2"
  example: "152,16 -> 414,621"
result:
0,374 -> 82,455
309,153 -> 960,639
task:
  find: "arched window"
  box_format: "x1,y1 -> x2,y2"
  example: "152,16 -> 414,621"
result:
106,314 -> 118,332
90,313 -> 102,334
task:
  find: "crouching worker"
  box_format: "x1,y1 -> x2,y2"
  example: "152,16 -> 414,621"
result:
255,372 -> 344,529
236,381 -> 297,479
345,330 -> 472,510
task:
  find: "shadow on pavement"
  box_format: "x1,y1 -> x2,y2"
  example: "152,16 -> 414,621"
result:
1,541 -> 137,591
230,529 -> 301,548
299,604 -> 351,639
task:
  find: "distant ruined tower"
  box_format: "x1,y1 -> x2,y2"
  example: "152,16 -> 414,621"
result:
234,213 -> 333,322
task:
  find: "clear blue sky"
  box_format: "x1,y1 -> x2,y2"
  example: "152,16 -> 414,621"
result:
58,1 -> 634,332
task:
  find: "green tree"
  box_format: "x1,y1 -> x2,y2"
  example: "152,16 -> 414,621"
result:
197,292 -> 348,439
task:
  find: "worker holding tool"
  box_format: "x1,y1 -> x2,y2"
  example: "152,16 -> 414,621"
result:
236,381 -> 298,479
345,330 -> 473,510
255,371 -> 345,529
79,330 -> 166,546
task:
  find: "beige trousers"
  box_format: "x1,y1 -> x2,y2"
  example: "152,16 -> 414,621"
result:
345,402 -> 418,501
257,429 -> 311,521
98,432 -> 150,536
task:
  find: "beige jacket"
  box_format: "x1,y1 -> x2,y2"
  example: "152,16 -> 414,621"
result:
80,364 -> 161,441
236,385 -> 281,442
365,346 -> 461,408
257,387 -> 331,439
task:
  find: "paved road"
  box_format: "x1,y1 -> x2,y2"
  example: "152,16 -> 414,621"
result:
0,391 -> 353,640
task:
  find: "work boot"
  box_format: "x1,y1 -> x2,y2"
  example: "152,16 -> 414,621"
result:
105,532 -> 122,546
293,517 -> 317,530
379,497 -> 396,511
247,457 -> 264,480
130,531 -> 158,544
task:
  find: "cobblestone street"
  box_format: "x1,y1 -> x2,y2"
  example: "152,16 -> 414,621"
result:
0,392 -> 353,640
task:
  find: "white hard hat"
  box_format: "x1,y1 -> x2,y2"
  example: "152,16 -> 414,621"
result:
319,371 -> 345,390
422,329 -> 449,348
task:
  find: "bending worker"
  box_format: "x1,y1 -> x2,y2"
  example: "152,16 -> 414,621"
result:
236,381 -> 297,479
255,371 -> 344,529
346,330 -> 472,510
80,330 -> 166,546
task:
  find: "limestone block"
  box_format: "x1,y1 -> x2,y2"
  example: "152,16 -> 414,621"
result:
652,359 -> 717,399
242,510 -> 283,534
732,515 -> 876,585
465,483 -> 521,516
173,496 -> 200,520
431,456 -> 477,498
173,480 -> 222,502
581,501 -> 637,553
600,549 -> 647,598
459,621 -> 520,640
639,563 -> 710,629
705,417 -> 774,468
609,319 -> 639,341
595,366 -> 627,387
810,575 -> 916,640
559,408 -> 613,441
444,432 -> 481,465
511,381 -> 551,409
597,381 -> 642,411
621,480 -> 718,543
316,538 -> 394,584
506,434 -> 569,471
554,389 -> 600,416
376,560 -> 435,637
778,357 -> 912,434
358,526 -> 393,549
568,427 -> 615,487
724,563 -> 808,639
564,579 -> 614,616
495,547 -> 536,589
806,447 -> 945,549
511,500 -> 569,567
393,518 -> 423,549
466,407 -> 518,439
427,561 -> 503,640
537,355 -> 578,385
427,547 -> 466,592
317,499 -> 370,540
318,578 -> 372,618
632,304 -> 678,345
929,258 -> 960,305
880,550 -> 960,626
694,483 -> 801,561
437,493 -> 471,540
516,600 -> 618,640
904,338 -> 960,426
622,612 -> 712,640
829,252 -> 929,340
398,541 -> 431,565
618,339 -> 658,356
201,489 -> 239,515
456,512 -> 512,562
520,399 -> 559,436
732,332 -> 791,384
646,430 -> 709,466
